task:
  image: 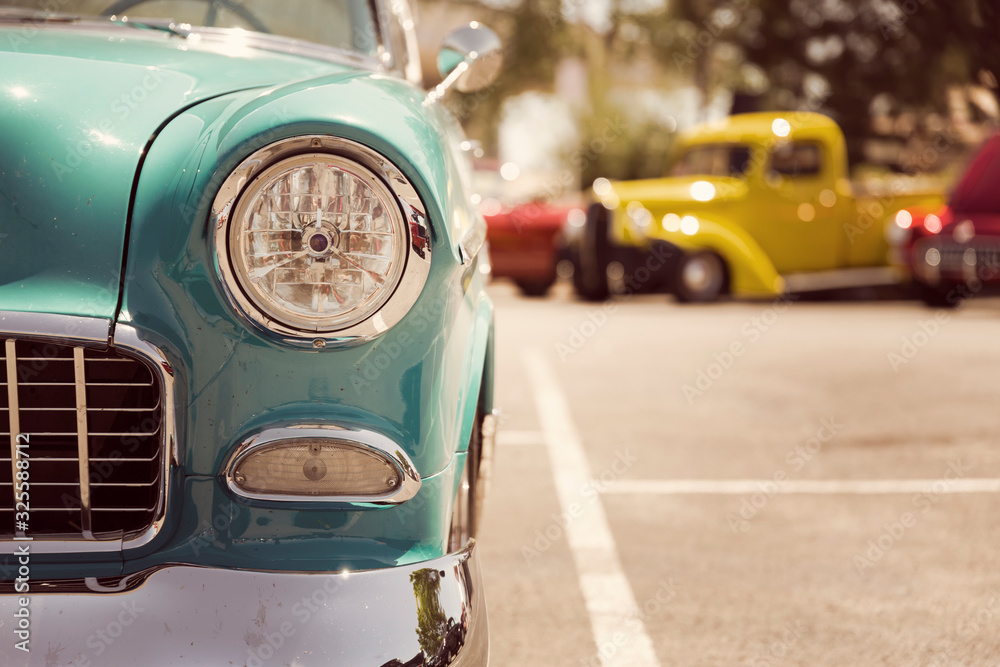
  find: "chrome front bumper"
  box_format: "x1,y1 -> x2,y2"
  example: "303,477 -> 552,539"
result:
0,540 -> 487,666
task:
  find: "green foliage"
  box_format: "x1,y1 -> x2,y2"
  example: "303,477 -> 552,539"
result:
574,109 -> 677,184
434,0 -> 998,182
642,0 -> 1000,164
440,0 -> 573,153
410,568 -> 447,659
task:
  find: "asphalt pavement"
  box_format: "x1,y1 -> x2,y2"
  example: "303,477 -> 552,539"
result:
478,280 -> 1000,667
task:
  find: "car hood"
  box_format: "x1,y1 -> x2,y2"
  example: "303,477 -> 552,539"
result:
0,25 -> 352,323
603,175 -> 749,210
950,134 -> 1000,215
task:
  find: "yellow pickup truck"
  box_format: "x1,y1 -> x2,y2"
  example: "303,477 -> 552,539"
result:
569,112 -> 945,302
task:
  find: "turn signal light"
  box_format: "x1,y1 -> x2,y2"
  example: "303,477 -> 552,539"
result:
231,439 -> 402,498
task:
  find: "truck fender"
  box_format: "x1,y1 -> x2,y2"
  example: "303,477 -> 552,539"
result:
662,217 -> 784,297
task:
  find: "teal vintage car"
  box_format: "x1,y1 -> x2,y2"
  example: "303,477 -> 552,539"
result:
0,2 -> 497,665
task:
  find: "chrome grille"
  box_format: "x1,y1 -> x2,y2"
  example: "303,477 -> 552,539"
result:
937,241 -> 1000,273
0,338 -> 163,539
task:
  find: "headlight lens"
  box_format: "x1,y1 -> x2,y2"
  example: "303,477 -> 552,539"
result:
228,154 -> 408,332
885,209 -> 913,245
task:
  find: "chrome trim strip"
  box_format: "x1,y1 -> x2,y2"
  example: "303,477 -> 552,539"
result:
72,347 -> 94,538
0,431 -> 158,437
113,325 -> 177,554
0,312 -> 109,346
0,314 -> 175,555
211,135 -> 432,348
5,339 -> 20,538
223,424 -> 421,507
186,27 -> 383,71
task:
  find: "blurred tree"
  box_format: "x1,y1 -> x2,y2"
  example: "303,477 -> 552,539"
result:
435,0 -> 573,153
573,109 -> 677,185
430,0 -> 997,184
626,0 -> 1000,165
410,569 -> 447,659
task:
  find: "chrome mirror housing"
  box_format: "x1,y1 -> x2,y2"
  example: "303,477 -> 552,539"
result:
432,22 -> 502,96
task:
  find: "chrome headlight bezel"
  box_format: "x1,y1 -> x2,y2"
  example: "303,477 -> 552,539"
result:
211,135 -> 431,345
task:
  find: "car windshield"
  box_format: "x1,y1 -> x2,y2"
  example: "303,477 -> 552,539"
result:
0,0 -> 379,57
669,143 -> 751,178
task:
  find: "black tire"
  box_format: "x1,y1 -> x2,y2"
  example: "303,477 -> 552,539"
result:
572,204 -> 611,302
515,278 -> 555,297
916,282 -> 962,309
674,251 -> 727,303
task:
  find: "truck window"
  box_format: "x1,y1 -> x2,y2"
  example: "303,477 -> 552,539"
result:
770,142 -> 822,176
670,144 -> 751,178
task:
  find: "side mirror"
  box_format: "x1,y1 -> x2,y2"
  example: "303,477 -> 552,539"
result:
429,22 -> 502,100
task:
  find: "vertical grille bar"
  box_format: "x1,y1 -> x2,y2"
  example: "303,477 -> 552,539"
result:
5,340 -> 20,537
72,347 -> 93,538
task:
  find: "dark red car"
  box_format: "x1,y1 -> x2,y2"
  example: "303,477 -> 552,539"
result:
484,200 -> 582,296
893,134 -> 1000,307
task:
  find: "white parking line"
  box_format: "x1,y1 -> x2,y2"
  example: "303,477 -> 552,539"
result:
496,430 -> 545,446
524,349 -> 661,667
604,479 -> 1000,495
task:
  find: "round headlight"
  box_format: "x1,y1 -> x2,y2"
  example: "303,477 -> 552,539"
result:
212,136 -> 432,342
229,154 -> 406,331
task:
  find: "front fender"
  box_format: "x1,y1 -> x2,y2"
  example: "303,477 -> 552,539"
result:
111,74 -> 493,568
652,218 -> 784,296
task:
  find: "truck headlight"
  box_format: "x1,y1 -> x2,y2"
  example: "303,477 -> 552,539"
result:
885,209 -> 913,245
213,136 -> 431,342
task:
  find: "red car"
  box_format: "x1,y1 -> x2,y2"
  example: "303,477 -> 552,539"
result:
892,134 -> 1000,307
483,199 -> 584,297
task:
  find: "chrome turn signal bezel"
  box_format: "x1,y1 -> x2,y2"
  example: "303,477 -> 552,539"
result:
223,424 -> 421,507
